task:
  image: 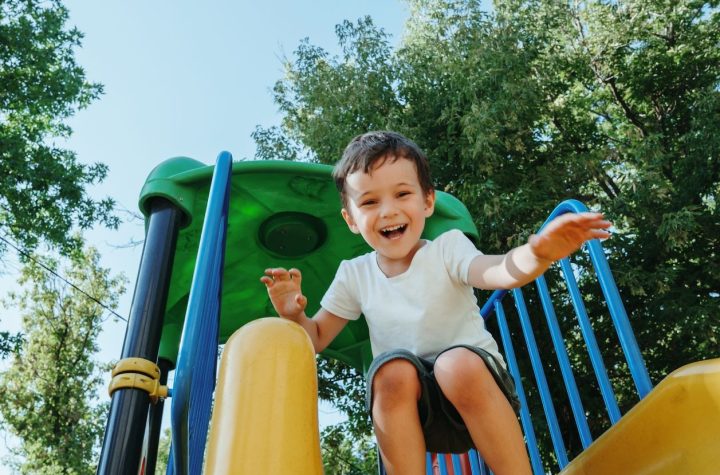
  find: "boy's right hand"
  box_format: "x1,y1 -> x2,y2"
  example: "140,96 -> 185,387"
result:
260,267 -> 308,320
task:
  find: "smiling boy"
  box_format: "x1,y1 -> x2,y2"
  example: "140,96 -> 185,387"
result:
261,131 -> 611,474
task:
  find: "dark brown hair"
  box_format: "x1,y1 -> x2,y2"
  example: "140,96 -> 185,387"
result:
332,131 -> 433,207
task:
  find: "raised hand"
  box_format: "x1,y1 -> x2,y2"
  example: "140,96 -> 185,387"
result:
260,267 -> 308,320
528,212 -> 612,262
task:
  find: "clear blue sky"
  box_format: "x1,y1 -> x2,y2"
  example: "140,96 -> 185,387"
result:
0,0 -> 411,469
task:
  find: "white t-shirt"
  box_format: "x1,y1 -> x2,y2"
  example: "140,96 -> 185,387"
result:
320,229 -> 505,366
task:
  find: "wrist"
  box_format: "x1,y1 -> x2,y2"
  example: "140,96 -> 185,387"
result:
527,235 -> 553,264
279,311 -> 306,321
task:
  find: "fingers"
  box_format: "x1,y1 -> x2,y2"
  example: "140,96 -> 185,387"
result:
260,267 -> 303,287
548,212 -> 612,236
289,268 -> 302,285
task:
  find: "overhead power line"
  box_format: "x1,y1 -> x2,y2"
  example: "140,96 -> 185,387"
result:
0,233 -> 128,323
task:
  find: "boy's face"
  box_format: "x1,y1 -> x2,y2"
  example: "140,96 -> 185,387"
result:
341,156 -> 435,267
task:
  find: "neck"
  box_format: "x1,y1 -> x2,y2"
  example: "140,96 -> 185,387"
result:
376,240 -> 426,277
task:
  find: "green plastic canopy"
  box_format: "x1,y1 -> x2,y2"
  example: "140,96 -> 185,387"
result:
139,157 -> 479,372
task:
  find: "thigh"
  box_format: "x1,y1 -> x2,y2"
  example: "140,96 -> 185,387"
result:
365,349 -> 432,414
435,345 -> 521,413
365,350 -> 475,454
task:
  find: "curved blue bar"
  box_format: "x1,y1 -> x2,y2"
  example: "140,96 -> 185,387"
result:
559,258 -> 621,424
538,198 -> 589,224
495,302 -> 544,475
513,288 -> 569,469
586,239 -> 652,398
170,151 -> 232,475
535,276 -> 593,448
550,200 -> 651,398
479,289 -> 507,319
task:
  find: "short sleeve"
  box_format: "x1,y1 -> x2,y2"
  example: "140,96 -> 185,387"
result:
320,260 -> 362,320
441,229 -> 483,285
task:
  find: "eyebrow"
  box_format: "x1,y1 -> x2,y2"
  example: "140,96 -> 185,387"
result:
355,182 -> 416,198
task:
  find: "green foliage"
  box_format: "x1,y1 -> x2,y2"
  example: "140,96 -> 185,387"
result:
0,246 -> 126,474
256,0 -> 719,468
252,16 -> 401,163
155,428 -> 172,474
317,356 -> 372,437
321,423 -> 378,475
0,329 -> 24,359
0,0 -> 117,258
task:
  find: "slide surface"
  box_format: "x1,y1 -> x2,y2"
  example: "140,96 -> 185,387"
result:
205,318 -> 323,474
560,359 -> 720,475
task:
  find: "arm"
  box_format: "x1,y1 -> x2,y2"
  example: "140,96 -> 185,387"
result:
260,267 -> 348,353
467,212 -> 611,289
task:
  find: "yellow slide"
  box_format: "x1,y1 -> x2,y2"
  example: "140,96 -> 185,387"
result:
203,317 -> 720,474
561,358 -> 720,475
205,318 -> 324,474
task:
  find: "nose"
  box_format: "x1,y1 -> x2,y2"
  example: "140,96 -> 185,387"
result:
379,200 -> 398,218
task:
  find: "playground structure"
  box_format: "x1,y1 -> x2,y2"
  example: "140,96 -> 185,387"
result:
98,152 -> 720,474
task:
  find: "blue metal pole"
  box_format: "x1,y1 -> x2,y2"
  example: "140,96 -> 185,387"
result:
559,258 -> 621,424
535,276 -> 593,448
438,453 -> 450,475
480,289 -> 508,319
586,239 -> 652,398
170,152 -> 233,475
451,454 -> 463,474
513,288 -> 569,469
541,199 -> 652,398
495,302 -> 545,474
468,449 -> 482,474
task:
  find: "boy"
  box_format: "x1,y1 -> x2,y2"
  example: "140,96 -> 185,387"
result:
260,131 -> 611,474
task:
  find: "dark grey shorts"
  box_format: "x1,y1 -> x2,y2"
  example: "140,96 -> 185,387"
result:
366,345 -> 520,454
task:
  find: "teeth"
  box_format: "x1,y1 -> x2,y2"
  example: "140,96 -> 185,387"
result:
381,224 -> 405,232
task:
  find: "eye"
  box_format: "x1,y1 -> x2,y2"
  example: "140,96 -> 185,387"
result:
360,199 -> 377,207
397,191 -> 412,198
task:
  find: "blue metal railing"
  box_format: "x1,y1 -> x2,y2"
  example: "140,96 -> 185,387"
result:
460,199 -> 652,473
168,152 -> 233,475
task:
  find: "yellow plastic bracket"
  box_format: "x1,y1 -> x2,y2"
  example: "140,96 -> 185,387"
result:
108,357 -> 168,404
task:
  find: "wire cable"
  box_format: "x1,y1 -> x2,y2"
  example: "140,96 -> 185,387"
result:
0,233 -> 128,323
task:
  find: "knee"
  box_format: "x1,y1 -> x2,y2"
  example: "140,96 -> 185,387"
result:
371,359 -> 421,412
434,348 -> 496,411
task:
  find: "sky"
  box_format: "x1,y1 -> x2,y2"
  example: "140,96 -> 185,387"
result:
0,0 -> 411,470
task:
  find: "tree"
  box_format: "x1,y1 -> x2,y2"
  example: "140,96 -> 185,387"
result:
0,329 -> 23,359
0,0 -> 117,260
255,0 -> 719,468
155,428 -> 172,474
0,246 -> 126,474
320,424 -> 378,475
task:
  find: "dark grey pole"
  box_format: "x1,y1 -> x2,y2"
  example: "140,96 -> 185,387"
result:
97,198 -> 182,475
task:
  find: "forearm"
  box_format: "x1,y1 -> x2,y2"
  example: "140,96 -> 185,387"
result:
469,244 -> 553,290
280,312 -> 323,353
501,243 -> 553,287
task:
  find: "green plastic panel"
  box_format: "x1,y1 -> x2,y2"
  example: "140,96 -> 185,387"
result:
139,158 -> 479,372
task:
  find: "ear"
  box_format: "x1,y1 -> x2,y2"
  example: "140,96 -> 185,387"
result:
341,208 -> 360,234
424,189 -> 436,218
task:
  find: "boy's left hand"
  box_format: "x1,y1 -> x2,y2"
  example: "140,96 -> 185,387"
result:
528,212 -> 612,262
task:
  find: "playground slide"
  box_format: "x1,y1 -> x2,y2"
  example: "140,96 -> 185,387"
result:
560,358 -> 720,475
204,318 -> 323,475
202,318 -> 720,474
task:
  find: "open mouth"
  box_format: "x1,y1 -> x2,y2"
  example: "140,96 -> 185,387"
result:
380,224 -> 407,239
